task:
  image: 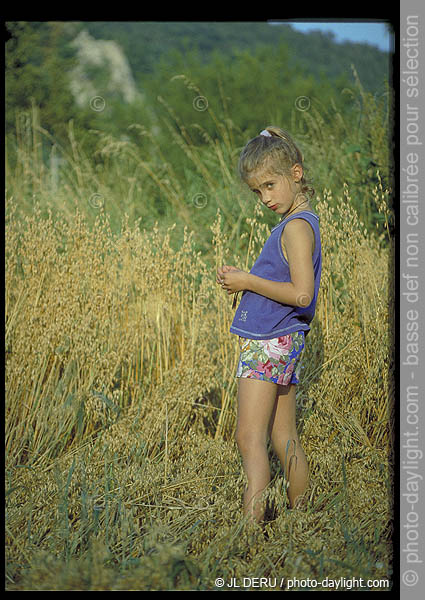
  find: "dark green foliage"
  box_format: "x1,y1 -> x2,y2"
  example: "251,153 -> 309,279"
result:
5,21 -> 393,244
6,20 -> 390,142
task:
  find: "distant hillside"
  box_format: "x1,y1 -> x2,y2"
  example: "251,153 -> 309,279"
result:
68,21 -> 390,93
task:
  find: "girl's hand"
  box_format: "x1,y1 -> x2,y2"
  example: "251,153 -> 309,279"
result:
216,264 -> 240,287
216,264 -> 239,282
216,265 -> 249,294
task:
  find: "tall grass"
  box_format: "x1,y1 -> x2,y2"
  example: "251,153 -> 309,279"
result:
6,73 -> 393,250
5,88 -> 394,590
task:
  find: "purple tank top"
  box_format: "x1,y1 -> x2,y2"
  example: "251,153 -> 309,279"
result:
230,211 -> 321,340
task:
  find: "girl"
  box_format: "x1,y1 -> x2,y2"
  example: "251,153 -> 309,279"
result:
217,126 -> 321,524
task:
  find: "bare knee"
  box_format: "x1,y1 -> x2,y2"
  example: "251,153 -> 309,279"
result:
235,426 -> 267,456
235,426 -> 252,454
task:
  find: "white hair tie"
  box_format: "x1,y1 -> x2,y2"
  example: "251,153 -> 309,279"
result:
260,129 -> 272,137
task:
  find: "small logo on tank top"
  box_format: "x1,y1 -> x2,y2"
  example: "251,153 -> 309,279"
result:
239,310 -> 248,322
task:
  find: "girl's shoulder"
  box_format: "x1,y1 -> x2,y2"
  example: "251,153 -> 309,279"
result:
280,211 -> 319,259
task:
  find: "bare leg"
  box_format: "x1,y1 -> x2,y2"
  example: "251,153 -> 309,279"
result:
269,383 -> 309,508
235,378 -> 278,523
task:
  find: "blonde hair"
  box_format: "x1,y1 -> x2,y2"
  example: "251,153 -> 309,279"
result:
238,126 -> 314,198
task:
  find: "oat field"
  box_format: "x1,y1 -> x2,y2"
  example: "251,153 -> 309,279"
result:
5,102 -> 395,590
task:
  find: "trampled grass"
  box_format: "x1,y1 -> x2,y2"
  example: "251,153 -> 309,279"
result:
5,97 -> 394,590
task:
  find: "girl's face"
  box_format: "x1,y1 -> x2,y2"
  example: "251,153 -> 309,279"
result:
246,164 -> 305,216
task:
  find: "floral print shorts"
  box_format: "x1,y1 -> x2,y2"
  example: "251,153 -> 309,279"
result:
236,331 -> 305,386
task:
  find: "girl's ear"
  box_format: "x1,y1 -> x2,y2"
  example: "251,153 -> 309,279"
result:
291,163 -> 304,182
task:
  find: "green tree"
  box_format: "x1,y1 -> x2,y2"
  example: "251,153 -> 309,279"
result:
6,21 -> 85,142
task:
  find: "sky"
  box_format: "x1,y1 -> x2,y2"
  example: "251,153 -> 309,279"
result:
270,21 -> 393,53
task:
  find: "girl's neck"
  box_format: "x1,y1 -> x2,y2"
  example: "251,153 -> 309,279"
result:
281,196 -> 311,220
